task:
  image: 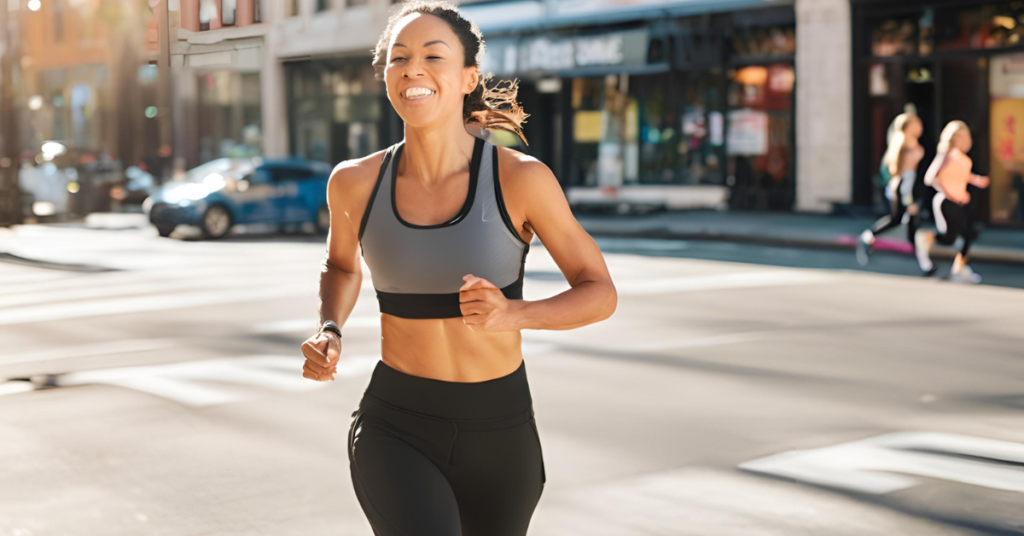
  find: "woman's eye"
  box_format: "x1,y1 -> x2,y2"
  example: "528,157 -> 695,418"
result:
391,57 -> 406,63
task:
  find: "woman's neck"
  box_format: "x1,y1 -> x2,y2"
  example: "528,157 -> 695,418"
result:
401,125 -> 478,188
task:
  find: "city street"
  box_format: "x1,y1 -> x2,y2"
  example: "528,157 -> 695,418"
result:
1,225 -> 1023,535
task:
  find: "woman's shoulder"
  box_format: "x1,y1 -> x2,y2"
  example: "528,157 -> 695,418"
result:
328,149 -> 389,197
494,145 -> 557,187
947,148 -> 973,166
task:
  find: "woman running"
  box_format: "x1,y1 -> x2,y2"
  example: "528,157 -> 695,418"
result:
300,2 -> 618,534
856,106 -> 925,266
914,120 -> 990,283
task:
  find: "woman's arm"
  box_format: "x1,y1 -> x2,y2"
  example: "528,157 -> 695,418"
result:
301,161 -> 372,381
510,160 -> 617,331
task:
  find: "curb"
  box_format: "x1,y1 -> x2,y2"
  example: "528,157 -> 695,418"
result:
582,227 -> 1024,266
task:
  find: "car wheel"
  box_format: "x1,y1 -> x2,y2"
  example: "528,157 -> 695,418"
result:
315,204 -> 330,234
156,224 -> 176,238
201,205 -> 233,239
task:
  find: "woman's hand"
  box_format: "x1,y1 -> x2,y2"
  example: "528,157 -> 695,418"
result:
300,331 -> 340,381
459,274 -> 526,332
970,174 -> 990,188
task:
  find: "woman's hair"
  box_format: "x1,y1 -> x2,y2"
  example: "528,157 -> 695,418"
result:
882,105 -> 919,178
371,0 -> 530,145
923,120 -> 969,187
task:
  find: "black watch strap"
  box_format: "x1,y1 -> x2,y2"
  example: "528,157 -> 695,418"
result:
320,320 -> 342,338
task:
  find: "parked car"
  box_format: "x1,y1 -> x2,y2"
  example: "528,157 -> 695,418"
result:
144,157 -> 333,239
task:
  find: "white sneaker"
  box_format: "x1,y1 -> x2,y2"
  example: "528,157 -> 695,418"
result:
914,230 -> 934,273
950,264 -> 982,284
856,230 -> 873,266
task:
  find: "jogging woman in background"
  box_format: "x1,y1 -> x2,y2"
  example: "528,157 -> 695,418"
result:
856,105 -> 925,266
299,2 -> 618,534
915,120 -> 991,283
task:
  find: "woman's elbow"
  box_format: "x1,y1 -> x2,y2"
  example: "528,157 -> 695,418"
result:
596,282 -> 617,323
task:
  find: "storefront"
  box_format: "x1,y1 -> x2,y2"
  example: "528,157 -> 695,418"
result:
284,58 -> 394,165
853,0 -> 1024,226
482,5 -> 796,211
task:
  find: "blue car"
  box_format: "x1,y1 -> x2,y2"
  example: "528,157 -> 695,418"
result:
144,157 -> 333,239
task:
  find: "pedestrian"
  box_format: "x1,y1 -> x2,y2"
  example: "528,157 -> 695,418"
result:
857,105 -> 925,266
299,2 -> 618,534
914,120 -> 991,283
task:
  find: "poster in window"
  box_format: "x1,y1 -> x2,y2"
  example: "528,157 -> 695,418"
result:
727,109 -> 768,156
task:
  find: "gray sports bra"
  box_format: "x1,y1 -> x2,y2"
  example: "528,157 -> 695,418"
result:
358,136 -> 530,319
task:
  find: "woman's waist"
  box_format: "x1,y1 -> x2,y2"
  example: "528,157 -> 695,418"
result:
362,357 -> 533,421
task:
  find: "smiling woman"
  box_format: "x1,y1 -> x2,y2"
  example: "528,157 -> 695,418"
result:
299,2 -> 617,534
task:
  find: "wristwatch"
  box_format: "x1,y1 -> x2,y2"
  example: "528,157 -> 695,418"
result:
320,320 -> 342,339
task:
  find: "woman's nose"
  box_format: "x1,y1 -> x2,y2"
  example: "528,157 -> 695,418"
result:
402,61 -> 424,78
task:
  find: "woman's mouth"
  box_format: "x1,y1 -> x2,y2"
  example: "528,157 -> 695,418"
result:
403,87 -> 435,102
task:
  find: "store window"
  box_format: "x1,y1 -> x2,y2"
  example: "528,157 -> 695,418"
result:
568,71 -> 728,189
726,63 -> 795,210
989,53 -> 1024,224
287,60 -> 383,164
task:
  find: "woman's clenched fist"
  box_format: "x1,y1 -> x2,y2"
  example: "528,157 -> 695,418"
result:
300,331 -> 340,381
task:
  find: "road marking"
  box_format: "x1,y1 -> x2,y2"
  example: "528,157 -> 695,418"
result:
252,316 -> 380,334
0,381 -> 33,396
0,338 -> 182,366
740,432 -> 1024,495
52,354 -> 380,406
0,283 -> 316,325
615,270 -> 835,296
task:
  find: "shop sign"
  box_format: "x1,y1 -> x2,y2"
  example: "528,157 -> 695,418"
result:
727,109 -> 768,156
484,29 -> 650,76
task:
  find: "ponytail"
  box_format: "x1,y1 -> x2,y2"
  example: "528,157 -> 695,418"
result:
465,75 -> 530,146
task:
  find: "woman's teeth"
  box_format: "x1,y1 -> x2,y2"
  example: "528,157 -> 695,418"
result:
405,88 -> 434,99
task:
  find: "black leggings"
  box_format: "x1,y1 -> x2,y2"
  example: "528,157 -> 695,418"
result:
871,189 -> 918,243
933,194 -> 978,257
348,360 -> 545,536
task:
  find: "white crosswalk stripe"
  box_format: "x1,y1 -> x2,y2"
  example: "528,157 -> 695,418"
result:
0,228 -> 377,325
0,354 -> 381,406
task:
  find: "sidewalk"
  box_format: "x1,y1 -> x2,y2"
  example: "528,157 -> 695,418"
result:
576,210 -> 1024,265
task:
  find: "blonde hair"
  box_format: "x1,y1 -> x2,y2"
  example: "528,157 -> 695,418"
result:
923,120 -> 969,187
882,107 -> 919,178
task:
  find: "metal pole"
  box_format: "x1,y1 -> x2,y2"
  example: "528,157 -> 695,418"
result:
153,0 -> 173,184
0,0 -> 24,226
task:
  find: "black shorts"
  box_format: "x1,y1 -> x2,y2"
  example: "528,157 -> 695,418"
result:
348,360 -> 545,536
933,194 -> 978,244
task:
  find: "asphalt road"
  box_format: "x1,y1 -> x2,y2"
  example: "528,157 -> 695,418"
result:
1,224 -> 1023,536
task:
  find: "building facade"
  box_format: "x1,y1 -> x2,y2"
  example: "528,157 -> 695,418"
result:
166,0 -> 858,215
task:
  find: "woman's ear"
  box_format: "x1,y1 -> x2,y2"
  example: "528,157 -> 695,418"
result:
465,67 -> 480,95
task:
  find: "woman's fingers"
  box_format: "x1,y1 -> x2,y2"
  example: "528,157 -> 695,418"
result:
460,274 -> 499,291
459,300 -> 492,316
303,359 -> 336,381
301,336 -> 332,368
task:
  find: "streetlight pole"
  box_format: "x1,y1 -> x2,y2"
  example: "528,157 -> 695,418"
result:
0,0 -> 24,226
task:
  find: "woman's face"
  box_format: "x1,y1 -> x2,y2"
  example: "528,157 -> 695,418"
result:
384,14 -> 478,129
905,116 -> 923,140
952,127 -> 973,153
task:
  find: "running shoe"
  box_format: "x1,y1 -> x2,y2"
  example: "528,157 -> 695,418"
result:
914,230 -> 934,274
856,230 -> 873,266
949,265 -> 982,284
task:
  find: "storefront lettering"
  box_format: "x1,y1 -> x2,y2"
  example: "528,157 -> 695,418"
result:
575,35 -> 624,67
519,33 -> 629,73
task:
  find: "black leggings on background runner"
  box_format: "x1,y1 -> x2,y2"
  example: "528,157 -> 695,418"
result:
348,359 -> 545,536
933,193 -> 978,257
871,191 -> 919,243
